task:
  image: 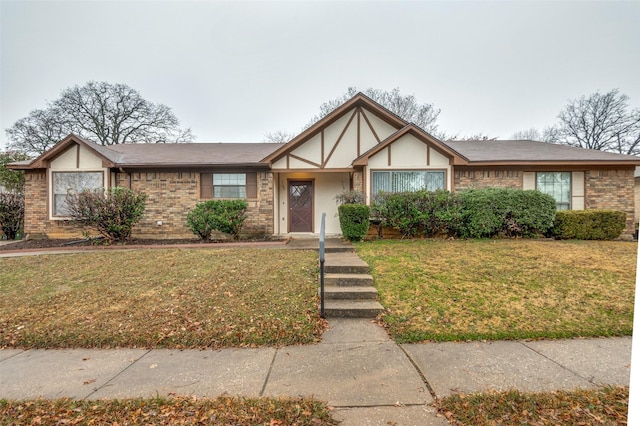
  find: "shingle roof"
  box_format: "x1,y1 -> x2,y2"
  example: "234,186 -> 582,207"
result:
107,142 -> 284,167
444,140 -> 640,164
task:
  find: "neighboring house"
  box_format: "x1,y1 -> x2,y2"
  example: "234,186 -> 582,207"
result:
9,93 -> 640,239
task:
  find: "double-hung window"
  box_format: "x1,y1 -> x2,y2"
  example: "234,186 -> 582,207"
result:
52,171 -> 104,216
372,170 -> 446,194
536,172 -> 571,210
213,173 -> 246,198
200,172 -> 257,199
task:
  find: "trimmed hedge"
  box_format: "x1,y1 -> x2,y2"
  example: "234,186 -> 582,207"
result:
373,190 -> 463,238
458,188 -> 557,238
372,188 -> 556,239
552,210 -> 626,240
338,204 -> 371,241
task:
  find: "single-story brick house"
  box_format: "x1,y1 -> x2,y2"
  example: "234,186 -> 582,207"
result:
10,93 -> 640,239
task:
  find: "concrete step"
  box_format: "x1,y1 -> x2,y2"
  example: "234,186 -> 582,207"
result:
322,300 -> 384,318
320,286 -> 379,300
324,273 -> 374,287
324,252 -> 369,274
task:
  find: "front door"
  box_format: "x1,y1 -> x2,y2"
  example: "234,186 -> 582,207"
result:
289,180 -> 313,232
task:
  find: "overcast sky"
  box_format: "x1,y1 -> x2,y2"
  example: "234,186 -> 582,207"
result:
1,0 -> 639,149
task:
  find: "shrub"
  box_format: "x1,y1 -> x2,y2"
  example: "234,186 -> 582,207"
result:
458,188 -> 556,238
0,192 -> 24,240
187,200 -> 248,241
65,187 -> 147,243
338,203 -> 371,241
373,190 -> 463,238
552,210 -> 626,240
186,202 -> 218,240
335,190 -> 365,205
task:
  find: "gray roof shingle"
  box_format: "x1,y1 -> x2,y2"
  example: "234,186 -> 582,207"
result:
444,140 -> 640,163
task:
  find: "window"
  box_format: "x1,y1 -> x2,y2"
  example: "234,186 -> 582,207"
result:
200,173 -> 257,199
536,172 -> 571,210
372,170 -> 446,194
53,171 -> 104,216
213,173 -> 246,198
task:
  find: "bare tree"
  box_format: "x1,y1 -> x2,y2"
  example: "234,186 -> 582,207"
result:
308,87 -> 442,137
6,81 -> 194,155
551,89 -> 640,155
510,127 -> 557,142
450,133 -> 498,141
263,130 -> 295,143
5,108 -> 70,155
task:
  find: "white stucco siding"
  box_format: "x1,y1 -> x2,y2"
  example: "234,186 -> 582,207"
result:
389,135 -> 428,167
50,146 -> 77,169
429,148 -> 450,166
325,120 -> 358,168
274,172 -> 349,235
272,157 -> 287,169
323,111 -> 354,152
291,133 -> 322,165
362,108 -> 401,141
368,148 -> 389,168
288,157 -> 317,169
51,144 -> 104,170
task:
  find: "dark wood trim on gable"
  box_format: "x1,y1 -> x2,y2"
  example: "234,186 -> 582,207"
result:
360,108 -> 381,143
323,109 -> 358,168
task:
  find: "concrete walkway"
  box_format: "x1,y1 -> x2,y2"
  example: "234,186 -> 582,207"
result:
0,319 -> 631,426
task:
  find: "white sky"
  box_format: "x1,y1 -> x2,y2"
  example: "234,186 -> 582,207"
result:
1,0 -> 639,148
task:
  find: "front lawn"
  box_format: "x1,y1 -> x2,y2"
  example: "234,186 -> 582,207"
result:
0,248 -> 324,349
0,396 -> 338,425
356,239 -> 636,342
436,386 -> 628,425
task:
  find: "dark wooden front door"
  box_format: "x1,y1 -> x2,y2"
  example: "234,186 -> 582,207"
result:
289,180 -> 313,232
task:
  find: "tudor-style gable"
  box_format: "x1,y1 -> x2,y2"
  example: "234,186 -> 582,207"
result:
263,93 -> 408,170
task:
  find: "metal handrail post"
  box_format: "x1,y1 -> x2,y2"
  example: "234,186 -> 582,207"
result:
319,212 -> 326,318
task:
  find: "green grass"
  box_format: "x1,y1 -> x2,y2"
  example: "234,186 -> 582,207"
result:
436,386 -> 628,425
0,396 -> 338,425
355,239 -> 636,343
0,248 -> 325,349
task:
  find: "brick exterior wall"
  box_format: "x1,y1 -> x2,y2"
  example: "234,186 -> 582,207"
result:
585,169 -> 635,238
21,169 -> 275,240
22,170 -> 85,238
19,165 -> 636,240
454,169 -> 523,190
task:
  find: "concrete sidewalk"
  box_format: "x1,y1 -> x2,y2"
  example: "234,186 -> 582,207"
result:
0,319 -> 631,426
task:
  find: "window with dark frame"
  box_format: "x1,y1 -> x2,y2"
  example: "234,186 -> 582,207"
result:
536,172 -> 571,210
200,172 -> 257,199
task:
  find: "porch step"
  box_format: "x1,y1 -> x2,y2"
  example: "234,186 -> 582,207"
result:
322,300 -> 384,318
324,252 -> 370,274
324,273 -> 374,287
321,286 -> 379,300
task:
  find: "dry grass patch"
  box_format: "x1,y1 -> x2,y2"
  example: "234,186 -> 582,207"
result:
355,240 -> 635,342
436,386 -> 628,425
0,396 -> 338,425
0,248 -> 324,349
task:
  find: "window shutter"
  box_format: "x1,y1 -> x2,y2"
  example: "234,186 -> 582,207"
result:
571,171 -> 585,210
246,172 -> 257,199
200,173 -> 213,199
522,172 -> 535,190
